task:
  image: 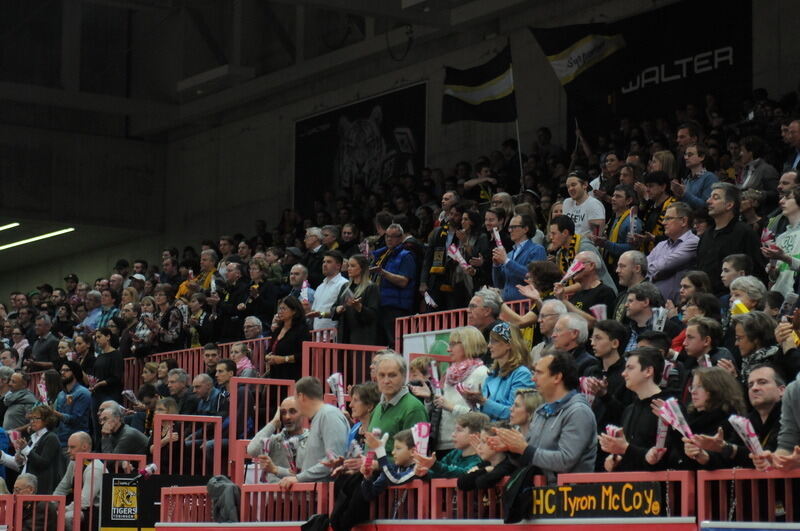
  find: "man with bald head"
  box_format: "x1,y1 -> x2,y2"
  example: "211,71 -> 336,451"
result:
553,251 -> 616,326
54,431 -> 105,531
247,396 -> 308,480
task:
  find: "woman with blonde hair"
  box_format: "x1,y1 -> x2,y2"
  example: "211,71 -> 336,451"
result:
509,388 -> 543,437
121,286 -> 139,306
462,322 -> 531,420
427,326 -> 490,453
649,150 -> 677,181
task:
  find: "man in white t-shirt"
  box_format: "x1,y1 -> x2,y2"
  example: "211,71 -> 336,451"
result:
563,170 -> 607,237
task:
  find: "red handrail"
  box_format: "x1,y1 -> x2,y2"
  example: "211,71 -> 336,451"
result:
697,467 -> 800,522
160,486 -> 211,522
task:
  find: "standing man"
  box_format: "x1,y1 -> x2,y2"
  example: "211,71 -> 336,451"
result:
562,170 -> 606,237
492,214 -> 546,301
309,251 -> 349,330
591,184 -> 641,276
696,183 -> 766,295
302,227 -> 327,289
211,262 -> 249,342
372,225 -> 417,347
26,315 -> 60,371
287,264 -> 315,308
53,361 -> 92,447
671,143 -> 717,209
647,202 -> 699,304
631,171 -> 675,254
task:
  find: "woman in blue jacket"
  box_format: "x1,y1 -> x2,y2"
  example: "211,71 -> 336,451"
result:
463,321 -> 532,420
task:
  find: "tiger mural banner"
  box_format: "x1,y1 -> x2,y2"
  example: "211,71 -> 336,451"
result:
294,83 -> 426,209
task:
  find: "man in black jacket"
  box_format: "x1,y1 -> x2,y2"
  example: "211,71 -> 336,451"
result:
210,262 -> 249,342
600,347 -> 671,471
696,183 -> 767,295
301,227 -> 327,289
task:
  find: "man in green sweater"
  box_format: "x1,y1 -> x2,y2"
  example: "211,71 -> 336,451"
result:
368,353 -> 428,455
415,411 -> 487,477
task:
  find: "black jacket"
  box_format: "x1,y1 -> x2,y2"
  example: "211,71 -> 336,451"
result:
216,280 -> 250,342
24,430 -> 66,494
696,220 -> 767,295
457,455 -> 516,491
617,391 -> 673,471
302,246 -> 328,289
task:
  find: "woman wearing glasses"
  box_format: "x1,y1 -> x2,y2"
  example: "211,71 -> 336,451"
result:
1,405 -> 66,494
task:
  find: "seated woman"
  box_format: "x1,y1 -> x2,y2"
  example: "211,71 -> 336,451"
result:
420,327 -> 490,458
732,311 -> 779,385
508,388 -> 542,438
462,322 -> 531,421
651,367 -> 745,470
1,405 -> 66,494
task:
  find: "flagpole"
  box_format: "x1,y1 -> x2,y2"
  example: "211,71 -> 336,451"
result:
508,57 -> 524,194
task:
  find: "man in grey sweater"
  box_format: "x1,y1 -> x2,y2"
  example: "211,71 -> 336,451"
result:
494,350 -> 597,484
277,376 -> 349,489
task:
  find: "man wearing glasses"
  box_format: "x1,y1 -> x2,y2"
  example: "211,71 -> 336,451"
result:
53,361 -> 92,447
492,214 -> 546,301
646,202 -> 699,304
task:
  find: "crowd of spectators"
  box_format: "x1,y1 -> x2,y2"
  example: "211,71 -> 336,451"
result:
0,87 -> 800,526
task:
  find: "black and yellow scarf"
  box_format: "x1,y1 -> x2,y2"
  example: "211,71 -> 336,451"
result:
429,223 -> 450,275
646,196 -> 676,252
557,233 -> 582,275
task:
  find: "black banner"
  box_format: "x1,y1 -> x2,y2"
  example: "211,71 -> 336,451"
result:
531,482 -> 662,518
101,474 -> 210,529
531,0 -> 752,132
294,83 -> 426,213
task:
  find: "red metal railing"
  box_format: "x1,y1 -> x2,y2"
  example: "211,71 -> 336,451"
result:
430,477 -> 537,519
13,494 -> 66,531
240,482 -> 327,522
73,452 -> 147,531
558,470 -> 696,517
29,329 -> 335,395
160,486 -> 212,522
394,299 -> 530,352
697,467 -> 800,522
370,479 -> 430,519
301,341 -> 386,392
152,414 -> 223,476
227,377 -> 296,484
0,495 -> 12,529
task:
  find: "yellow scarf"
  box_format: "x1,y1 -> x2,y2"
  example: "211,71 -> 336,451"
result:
606,209 -> 631,265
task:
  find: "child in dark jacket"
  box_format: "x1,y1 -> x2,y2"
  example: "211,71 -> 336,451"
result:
329,429 -> 421,531
415,411 -> 487,478
457,422 -> 516,491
